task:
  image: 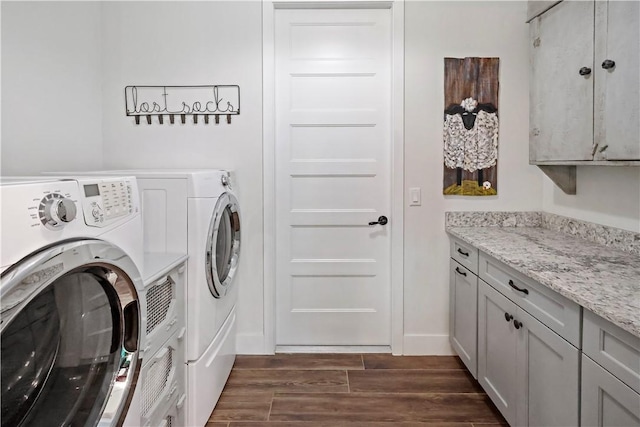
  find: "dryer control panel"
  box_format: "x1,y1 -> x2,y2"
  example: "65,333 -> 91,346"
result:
79,178 -> 136,227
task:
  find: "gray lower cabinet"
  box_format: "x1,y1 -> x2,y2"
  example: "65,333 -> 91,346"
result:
449,260 -> 477,378
478,280 -> 580,426
478,280 -> 519,424
581,355 -> 640,427
515,308 -> 580,427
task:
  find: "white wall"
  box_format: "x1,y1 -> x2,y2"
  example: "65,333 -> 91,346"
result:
404,1 -> 543,353
98,1 -> 265,352
1,2 -> 103,175
2,0 -> 636,356
542,167 -> 640,232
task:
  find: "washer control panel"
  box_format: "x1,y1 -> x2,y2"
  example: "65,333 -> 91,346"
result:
80,178 -> 135,227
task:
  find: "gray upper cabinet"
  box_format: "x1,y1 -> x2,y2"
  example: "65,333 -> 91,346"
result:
530,0 -> 594,162
530,0 -> 640,163
593,1 -> 640,160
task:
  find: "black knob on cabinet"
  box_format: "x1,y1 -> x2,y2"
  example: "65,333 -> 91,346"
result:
514,320 -> 523,329
504,312 -> 514,322
368,216 -> 388,226
601,59 -> 616,70
579,67 -> 592,76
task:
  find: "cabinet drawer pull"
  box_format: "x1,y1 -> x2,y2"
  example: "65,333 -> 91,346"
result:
504,312 -> 514,322
601,59 -> 616,70
579,66 -> 592,76
457,248 -> 469,257
508,279 -> 529,295
455,267 -> 467,277
514,319 -> 523,329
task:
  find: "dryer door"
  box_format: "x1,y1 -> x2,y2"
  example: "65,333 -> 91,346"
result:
205,192 -> 241,298
0,239 -> 142,427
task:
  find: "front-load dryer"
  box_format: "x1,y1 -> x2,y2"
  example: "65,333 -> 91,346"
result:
0,176 -> 145,427
48,168 -> 242,427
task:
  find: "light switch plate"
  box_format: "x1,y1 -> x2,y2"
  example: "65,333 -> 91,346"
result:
409,187 -> 421,206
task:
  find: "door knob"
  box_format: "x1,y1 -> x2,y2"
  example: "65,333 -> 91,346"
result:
601,59 -> 616,70
368,216 -> 388,226
579,67 -> 592,76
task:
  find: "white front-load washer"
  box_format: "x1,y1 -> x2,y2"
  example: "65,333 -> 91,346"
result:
49,169 -> 242,426
0,176 -> 145,427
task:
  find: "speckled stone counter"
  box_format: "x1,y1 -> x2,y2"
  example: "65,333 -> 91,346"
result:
446,225 -> 640,338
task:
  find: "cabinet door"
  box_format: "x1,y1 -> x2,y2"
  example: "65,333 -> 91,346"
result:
530,0 -> 595,161
582,355 -> 640,427
478,280 -> 518,425
594,0 -> 640,160
515,308 -> 580,426
449,260 -> 477,378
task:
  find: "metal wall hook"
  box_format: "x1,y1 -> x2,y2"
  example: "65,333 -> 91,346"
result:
125,84 -> 240,125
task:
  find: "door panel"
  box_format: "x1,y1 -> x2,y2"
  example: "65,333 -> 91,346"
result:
478,280 -> 518,425
594,0 -> 640,160
582,355 -> 640,426
449,260 -> 478,378
275,8 -> 392,346
530,0 -> 594,161
515,308 -> 580,426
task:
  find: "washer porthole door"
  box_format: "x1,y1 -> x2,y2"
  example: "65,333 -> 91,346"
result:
0,240 -> 141,427
206,192 -> 241,298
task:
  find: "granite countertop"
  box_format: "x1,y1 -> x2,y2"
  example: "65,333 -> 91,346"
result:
447,226 -> 640,338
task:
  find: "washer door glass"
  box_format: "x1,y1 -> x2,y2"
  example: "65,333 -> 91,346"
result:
206,192 -> 241,298
1,241 -> 140,427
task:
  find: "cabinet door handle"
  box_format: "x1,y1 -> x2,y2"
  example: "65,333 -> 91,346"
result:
504,312 -> 513,322
514,320 -> 523,329
601,59 -> 616,70
457,248 -> 469,257
455,267 -> 467,277
508,279 -> 529,295
579,66 -> 592,76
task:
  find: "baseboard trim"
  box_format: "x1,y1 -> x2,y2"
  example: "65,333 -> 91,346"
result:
237,333 -> 455,355
403,334 -> 454,355
236,332 -> 271,355
276,345 -> 391,354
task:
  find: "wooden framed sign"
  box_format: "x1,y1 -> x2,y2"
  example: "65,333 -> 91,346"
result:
443,57 -> 499,196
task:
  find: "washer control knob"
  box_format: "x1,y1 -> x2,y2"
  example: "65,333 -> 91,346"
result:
40,194 -> 77,229
221,174 -> 230,187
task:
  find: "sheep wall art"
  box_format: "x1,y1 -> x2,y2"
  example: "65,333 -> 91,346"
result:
443,57 -> 499,196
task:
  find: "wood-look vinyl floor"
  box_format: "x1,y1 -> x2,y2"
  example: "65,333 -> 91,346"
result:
207,354 -> 506,426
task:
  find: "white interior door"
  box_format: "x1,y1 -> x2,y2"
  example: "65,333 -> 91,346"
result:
275,8 -> 392,346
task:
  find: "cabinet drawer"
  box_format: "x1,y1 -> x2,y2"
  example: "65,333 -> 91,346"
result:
479,252 -> 581,347
450,237 -> 478,274
583,309 -> 640,394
